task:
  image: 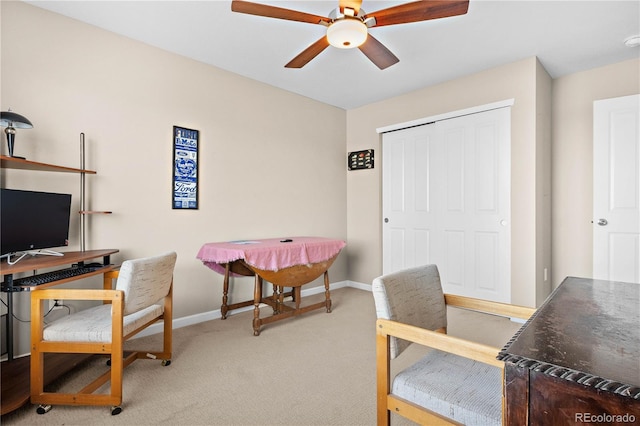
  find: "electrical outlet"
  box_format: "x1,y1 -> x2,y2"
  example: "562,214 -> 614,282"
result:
49,299 -> 64,311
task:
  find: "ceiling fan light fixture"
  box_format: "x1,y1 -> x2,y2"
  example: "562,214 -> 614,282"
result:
624,35 -> 640,47
327,18 -> 367,49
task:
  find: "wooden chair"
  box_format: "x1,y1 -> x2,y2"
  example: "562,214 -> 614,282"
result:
372,265 -> 535,425
30,251 -> 177,415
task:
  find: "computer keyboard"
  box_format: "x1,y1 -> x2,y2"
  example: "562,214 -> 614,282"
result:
9,266 -> 103,287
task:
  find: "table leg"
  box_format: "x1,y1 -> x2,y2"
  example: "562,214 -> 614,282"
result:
221,263 -> 230,320
252,275 -> 263,336
294,287 -> 301,310
271,284 -> 279,314
273,284 -> 284,315
278,286 -> 285,314
324,271 -> 332,313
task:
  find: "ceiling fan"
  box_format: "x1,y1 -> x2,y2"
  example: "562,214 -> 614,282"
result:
231,0 -> 469,70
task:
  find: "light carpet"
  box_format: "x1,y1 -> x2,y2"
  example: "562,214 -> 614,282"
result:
1,287 -> 522,426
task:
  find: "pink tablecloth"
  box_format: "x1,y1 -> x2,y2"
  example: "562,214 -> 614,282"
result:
196,237 -> 346,275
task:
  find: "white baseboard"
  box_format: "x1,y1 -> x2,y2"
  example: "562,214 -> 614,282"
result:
346,280 -> 372,292
134,280 -> 370,339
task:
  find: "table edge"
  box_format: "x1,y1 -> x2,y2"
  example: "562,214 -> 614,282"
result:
498,276 -> 640,400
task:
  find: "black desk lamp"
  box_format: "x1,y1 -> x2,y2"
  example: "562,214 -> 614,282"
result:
0,110 -> 33,159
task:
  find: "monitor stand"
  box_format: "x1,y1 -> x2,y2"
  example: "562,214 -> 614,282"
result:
3,249 -> 64,266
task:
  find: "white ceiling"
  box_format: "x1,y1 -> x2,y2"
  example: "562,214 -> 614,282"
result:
26,0 -> 640,110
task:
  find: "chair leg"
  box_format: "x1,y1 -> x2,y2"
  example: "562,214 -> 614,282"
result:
376,333 -> 392,426
107,348 -> 124,415
163,287 -> 173,361
111,330 -> 124,410
30,351 -> 45,402
30,296 -> 45,405
36,404 -> 52,414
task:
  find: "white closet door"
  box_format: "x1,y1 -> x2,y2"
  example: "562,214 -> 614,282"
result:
382,123 -> 438,274
382,107 -> 511,303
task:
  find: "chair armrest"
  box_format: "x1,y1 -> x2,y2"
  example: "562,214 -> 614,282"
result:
376,318 -> 503,368
31,288 -> 122,302
104,269 -> 120,290
104,270 -> 120,279
444,294 -> 536,320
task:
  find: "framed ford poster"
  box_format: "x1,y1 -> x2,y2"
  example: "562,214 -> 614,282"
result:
172,126 -> 199,209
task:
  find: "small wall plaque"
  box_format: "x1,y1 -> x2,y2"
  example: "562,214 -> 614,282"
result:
348,149 -> 374,171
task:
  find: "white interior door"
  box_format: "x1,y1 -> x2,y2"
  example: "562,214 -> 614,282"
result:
593,94 -> 640,283
383,107 -> 511,302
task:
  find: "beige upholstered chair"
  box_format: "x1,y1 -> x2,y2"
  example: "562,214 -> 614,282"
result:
30,252 -> 177,415
372,265 -> 535,425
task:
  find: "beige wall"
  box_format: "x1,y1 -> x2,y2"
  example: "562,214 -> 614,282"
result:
346,57 -> 551,307
1,2 -> 347,355
2,1 -> 639,355
551,58 -> 640,287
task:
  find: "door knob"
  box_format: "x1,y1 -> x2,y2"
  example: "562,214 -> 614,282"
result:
384,218 -> 389,223
597,218 -> 608,226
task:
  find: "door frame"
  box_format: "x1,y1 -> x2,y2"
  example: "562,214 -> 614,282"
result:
376,99 -> 514,134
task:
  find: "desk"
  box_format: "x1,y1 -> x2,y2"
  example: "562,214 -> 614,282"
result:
197,237 -> 345,335
499,277 -> 640,425
0,249 -> 118,415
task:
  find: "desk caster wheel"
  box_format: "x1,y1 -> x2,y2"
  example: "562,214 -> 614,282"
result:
36,404 -> 52,414
111,405 -> 122,415
162,359 -> 171,366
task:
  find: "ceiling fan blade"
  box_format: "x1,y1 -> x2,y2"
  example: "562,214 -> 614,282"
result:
339,0 -> 363,15
231,0 -> 330,25
358,34 -> 399,70
285,37 -> 330,68
367,0 -> 469,27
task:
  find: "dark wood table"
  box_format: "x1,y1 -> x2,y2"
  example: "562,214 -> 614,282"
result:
499,276 -> 640,425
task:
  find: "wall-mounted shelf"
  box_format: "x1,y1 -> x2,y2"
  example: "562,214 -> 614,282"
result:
0,155 -> 96,174
79,210 -> 113,215
0,155 -> 110,216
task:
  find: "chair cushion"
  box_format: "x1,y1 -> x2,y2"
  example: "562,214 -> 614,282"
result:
43,303 -> 164,343
116,252 -> 176,315
392,350 -> 502,426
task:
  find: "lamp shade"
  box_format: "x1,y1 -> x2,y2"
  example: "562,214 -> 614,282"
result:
0,111 -> 33,129
327,18 -> 367,49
